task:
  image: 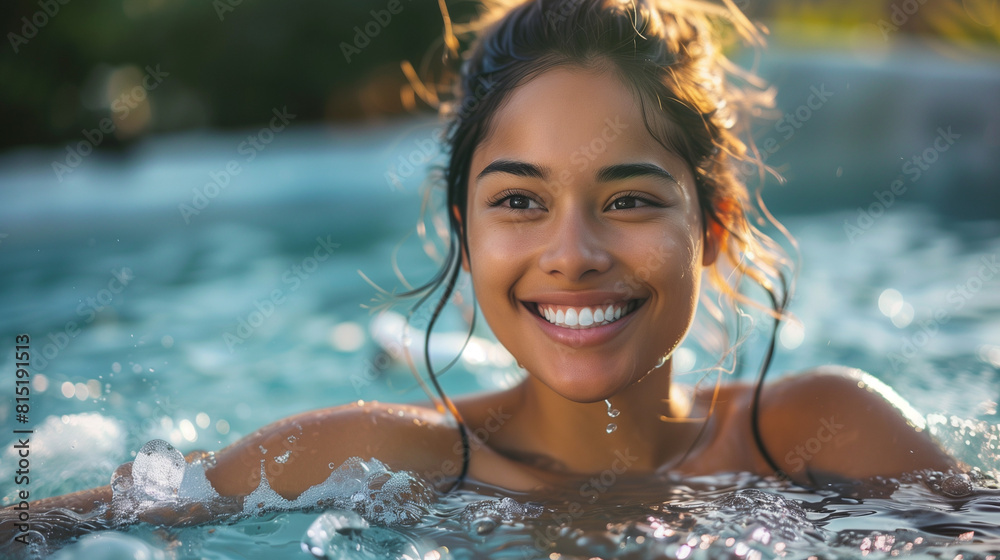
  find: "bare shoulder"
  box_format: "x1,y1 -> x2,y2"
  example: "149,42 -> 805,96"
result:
207,400 -> 465,499
755,365 -> 957,482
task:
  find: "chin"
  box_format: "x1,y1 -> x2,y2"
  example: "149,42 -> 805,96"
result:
530,363 -> 636,403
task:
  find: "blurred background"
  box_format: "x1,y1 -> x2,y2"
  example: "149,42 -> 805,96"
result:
1,0 -> 998,161
0,0 -> 999,501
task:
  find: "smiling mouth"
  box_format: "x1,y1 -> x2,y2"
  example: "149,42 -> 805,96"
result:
526,299 -> 646,330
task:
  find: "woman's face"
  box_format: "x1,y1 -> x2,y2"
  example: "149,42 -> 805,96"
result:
463,66 -> 714,402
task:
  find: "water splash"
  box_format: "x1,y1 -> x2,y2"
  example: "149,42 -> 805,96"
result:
131,440 -> 185,501
109,439 -> 225,526
459,497 -> 543,536
241,456 -> 435,526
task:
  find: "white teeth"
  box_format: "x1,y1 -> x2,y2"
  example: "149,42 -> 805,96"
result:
565,308 -> 578,326
536,300 -> 640,329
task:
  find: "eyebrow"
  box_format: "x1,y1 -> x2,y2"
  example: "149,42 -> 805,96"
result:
476,159 -> 678,186
476,160 -> 546,182
596,162 -> 678,185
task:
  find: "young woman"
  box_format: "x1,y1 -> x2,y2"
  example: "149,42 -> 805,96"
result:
3,0 -> 957,545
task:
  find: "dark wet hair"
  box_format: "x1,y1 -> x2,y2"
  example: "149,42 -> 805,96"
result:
395,0 -> 796,488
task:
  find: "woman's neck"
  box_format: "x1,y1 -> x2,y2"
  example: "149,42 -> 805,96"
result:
494,363 -> 705,476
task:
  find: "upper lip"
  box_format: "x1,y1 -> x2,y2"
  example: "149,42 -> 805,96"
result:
521,290 -> 644,307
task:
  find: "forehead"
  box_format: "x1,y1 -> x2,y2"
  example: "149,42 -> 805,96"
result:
470,65 -> 690,182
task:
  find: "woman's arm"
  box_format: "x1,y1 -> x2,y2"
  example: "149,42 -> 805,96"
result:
1,401 -> 464,544
0,486 -> 114,546
204,401 -> 465,499
756,365 -> 957,484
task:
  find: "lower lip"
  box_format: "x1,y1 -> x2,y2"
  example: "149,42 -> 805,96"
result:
525,301 -> 643,348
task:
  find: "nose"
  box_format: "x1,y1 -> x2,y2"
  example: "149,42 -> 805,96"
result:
537,206 -> 613,281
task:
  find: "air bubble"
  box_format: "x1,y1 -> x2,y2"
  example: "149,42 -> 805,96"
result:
939,474 -> 973,497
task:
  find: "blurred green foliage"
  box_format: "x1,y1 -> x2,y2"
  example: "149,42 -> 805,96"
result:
1,0 -> 996,152
1,0 -> 477,151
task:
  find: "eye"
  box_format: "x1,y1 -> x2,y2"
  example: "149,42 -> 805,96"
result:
505,195 -> 534,209
606,192 -> 662,211
487,189 -> 543,211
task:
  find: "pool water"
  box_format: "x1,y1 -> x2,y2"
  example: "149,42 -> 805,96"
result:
2,52 -> 1000,557
9,456 -> 1000,559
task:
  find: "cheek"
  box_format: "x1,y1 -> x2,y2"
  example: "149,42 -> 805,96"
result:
631,220 -> 703,280
466,226 -> 527,310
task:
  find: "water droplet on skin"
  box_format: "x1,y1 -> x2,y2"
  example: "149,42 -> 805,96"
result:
604,400 -> 620,434
604,399 -> 620,418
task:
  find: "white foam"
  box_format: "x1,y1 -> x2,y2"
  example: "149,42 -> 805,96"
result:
1,413 -> 126,503
241,456 -> 434,526
105,439 -> 437,535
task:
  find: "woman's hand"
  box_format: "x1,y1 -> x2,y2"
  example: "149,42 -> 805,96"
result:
0,485 -> 113,552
